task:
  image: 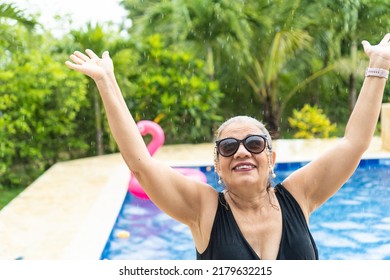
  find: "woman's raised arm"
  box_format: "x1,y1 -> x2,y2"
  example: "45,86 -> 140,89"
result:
283,34 -> 390,216
65,49 -> 217,226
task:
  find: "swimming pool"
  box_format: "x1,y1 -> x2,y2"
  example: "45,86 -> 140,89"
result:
100,158 -> 390,260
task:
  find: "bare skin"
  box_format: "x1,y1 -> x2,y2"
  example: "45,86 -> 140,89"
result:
66,34 -> 390,259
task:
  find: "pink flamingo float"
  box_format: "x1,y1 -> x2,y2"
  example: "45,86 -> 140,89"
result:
128,120 -> 207,199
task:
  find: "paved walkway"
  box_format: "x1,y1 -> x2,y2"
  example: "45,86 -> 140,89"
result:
0,137 -> 389,259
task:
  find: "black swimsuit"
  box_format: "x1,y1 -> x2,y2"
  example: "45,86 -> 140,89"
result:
196,183 -> 318,260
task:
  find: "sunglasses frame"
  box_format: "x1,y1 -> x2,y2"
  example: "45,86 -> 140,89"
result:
215,134 -> 268,157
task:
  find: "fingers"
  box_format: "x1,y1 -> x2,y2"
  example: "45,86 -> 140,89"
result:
65,49 -> 110,75
102,50 -> 110,59
362,33 -> 390,53
379,33 -> 390,45
73,50 -> 90,61
85,49 -> 99,59
69,53 -> 85,65
66,49 -> 101,68
361,40 -> 371,52
69,49 -> 100,64
65,60 -> 81,70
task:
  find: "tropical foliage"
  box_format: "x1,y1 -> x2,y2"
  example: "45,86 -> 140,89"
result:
124,34 -> 223,143
121,0 -> 390,137
1,0 -> 390,193
288,104 -> 337,139
0,36 -> 87,189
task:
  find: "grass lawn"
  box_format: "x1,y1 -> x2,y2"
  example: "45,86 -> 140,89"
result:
0,187 -> 25,210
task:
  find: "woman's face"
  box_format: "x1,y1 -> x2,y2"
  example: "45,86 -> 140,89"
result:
215,121 -> 273,191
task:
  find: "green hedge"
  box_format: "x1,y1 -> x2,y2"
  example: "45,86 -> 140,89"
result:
0,50 -> 87,189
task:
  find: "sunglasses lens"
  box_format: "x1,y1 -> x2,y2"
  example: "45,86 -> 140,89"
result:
245,135 -> 266,154
216,135 -> 267,157
218,138 -> 239,157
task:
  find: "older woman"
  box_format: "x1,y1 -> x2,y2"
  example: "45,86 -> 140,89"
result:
66,34 -> 390,259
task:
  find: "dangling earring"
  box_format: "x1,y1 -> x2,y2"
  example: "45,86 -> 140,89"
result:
218,177 -> 223,185
267,149 -> 276,179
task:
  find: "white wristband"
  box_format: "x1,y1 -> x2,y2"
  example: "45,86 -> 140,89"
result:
365,68 -> 389,79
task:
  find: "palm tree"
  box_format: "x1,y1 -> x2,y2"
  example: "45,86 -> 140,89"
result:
337,0 -> 390,110
121,0 -> 252,79
242,0 -> 319,138
120,0 -> 390,137
245,29 -> 315,138
0,3 -> 37,28
301,0 -> 390,113
0,3 -> 37,47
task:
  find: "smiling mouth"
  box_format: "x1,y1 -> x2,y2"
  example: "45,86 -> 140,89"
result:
233,164 -> 256,171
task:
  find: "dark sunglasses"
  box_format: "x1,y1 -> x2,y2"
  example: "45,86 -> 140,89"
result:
215,134 -> 268,157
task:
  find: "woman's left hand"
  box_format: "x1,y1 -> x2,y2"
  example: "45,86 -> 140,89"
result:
65,49 -> 114,81
362,33 -> 390,69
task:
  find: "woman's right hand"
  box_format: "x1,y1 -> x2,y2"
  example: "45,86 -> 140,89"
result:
362,33 -> 390,70
65,49 -> 113,81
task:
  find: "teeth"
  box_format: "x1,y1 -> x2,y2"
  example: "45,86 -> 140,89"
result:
234,165 -> 254,170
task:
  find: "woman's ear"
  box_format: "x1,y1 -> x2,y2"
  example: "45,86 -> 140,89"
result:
271,151 -> 276,167
268,149 -> 277,179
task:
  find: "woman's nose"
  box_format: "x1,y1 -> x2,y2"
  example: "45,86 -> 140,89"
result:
234,143 -> 251,157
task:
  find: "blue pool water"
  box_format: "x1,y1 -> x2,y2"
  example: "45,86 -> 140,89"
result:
100,159 -> 390,260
